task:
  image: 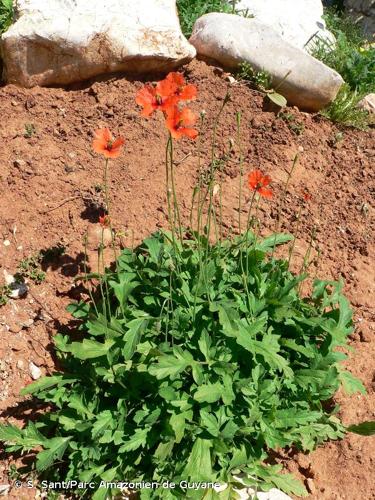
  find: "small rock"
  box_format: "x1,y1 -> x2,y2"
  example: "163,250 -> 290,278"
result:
8,322 -> 22,334
226,75 -> 237,84
8,281 -> 28,299
29,361 -> 42,380
17,359 -> 24,369
3,270 -> 28,299
306,478 -> 316,495
14,158 -> 26,168
0,484 -> 10,496
86,225 -> 113,250
357,93 -> 375,115
3,240 -> 11,247
21,318 -> 34,329
359,324 -> 373,343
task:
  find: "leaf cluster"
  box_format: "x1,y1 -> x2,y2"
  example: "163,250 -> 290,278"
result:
0,0 -> 12,35
0,232 -> 365,499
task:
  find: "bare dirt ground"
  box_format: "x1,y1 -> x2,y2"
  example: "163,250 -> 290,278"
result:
0,60 -> 374,499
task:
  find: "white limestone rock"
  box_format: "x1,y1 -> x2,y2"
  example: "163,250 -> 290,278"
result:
234,0 -> 335,51
357,93 -> 375,114
190,13 -> 344,111
0,0 -> 196,87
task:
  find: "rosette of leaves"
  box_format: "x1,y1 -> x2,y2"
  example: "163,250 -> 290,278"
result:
0,231 -> 367,499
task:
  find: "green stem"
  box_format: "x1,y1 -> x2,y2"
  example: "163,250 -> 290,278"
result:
236,112 -> 244,234
168,134 -> 183,242
271,153 -> 299,260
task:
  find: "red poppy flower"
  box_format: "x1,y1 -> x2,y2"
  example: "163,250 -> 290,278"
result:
248,170 -> 273,198
92,128 -> 124,159
135,85 -> 174,117
165,106 -> 198,140
162,72 -> 197,102
99,215 -> 110,227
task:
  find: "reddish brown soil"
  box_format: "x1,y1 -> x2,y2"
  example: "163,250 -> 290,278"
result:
0,60 -> 374,499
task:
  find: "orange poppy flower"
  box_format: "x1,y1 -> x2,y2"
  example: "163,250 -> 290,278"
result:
248,170 -> 273,198
99,215 -> 110,227
162,72 -> 197,102
165,106 -> 198,140
135,85 -> 173,117
92,128 -> 124,159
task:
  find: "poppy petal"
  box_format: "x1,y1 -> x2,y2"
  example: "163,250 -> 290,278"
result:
92,139 -> 107,154
180,108 -> 197,126
179,84 -> 197,100
111,137 -> 125,150
181,127 -> 198,139
258,187 -> 273,198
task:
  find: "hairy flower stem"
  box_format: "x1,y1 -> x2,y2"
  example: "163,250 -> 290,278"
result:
287,206 -> 303,269
271,153 -> 299,260
103,158 -> 125,319
165,136 -> 177,250
83,233 -> 99,317
168,134 -> 183,242
236,112 -> 244,234
299,226 -> 317,294
205,91 -> 230,251
240,190 -> 257,310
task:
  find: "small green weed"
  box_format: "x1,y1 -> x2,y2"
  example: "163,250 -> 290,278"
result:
0,0 -> 13,35
237,62 -> 288,109
322,84 -> 370,129
278,112 -> 305,135
24,123 -> 36,138
236,61 -> 273,91
0,284 -> 10,306
17,254 -> 46,284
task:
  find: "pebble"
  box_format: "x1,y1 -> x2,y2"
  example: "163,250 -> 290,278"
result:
3,240 -> 10,247
14,158 -> 26,168
306,478 -> 316,495
8,322 -> 22,334
17,360 -> 24,370
29,361 -> 42,380
8,281 -> 28,299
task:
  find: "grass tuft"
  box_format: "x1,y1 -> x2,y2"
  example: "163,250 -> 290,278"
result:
177,0 -> 233,38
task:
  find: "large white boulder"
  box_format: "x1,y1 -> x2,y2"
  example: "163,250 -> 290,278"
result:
233,0 -> 335,51
190,13 -> 344,111
0,0 -> 196,87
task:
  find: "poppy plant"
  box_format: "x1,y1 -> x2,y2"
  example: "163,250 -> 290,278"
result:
165,106 -> 198,140
248,170 -> 273,199
92,128 -> 124,159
